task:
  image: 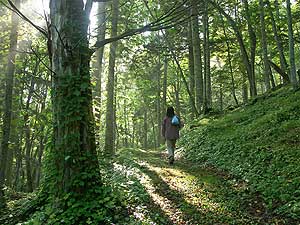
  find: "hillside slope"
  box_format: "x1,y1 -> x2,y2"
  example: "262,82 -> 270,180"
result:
180,86 -> 300,220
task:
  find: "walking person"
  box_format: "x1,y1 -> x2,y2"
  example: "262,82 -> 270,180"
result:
161,106 -> 183,165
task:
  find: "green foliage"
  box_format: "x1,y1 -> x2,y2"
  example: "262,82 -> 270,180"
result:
24,185 -> 125,225
179,86 -> 300,220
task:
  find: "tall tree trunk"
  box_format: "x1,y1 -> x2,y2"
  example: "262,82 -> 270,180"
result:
191,0 -> 203,112
203,1 -> 212,114
221,15 -> 239,106
210,1 -> 257,97
104,0 -> 119,155
143,110 -> 148,149
242,0 -> 257,97
188,20 -> 195,112
286,0 -> 298,90
259,0 -> 271,91
94,2 -> 107,129
241,66 -> 249,103
156,59 -> 162,148
162,57 -> 168,117
0,0 -> 20,208
24,76 -> 35,192
266,0 -> 289,84
49,0 -> 100,197
219,83 -> 223,111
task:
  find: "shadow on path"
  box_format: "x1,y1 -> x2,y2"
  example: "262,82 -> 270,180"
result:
123,148 -> 263,225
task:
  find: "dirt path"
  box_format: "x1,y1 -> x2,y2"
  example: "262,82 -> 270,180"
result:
121,148 -> 265,225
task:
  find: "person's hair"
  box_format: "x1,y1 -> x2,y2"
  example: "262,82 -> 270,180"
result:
166,106 -> 175,118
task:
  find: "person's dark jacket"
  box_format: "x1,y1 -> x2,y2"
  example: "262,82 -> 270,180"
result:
161,116 -> 183,140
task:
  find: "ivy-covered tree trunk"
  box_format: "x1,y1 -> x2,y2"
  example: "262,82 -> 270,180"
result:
49,0 -> 100,196
104,0 -> 119,155
0,0 -> 20,208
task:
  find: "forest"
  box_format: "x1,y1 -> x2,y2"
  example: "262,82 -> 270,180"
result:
0,0 -> 299,224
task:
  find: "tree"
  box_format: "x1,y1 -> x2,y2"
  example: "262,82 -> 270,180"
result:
104,0 -> 119,155
46,0 -> 102,213
286,0 -> 299,90
0,0 -> 20,208
191,0 -> 203,112
259,0 -> 272,91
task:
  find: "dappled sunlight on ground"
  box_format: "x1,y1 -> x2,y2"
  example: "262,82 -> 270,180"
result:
114,148 -> 263,224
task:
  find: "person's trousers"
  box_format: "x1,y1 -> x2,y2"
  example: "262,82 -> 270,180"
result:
166,139 -> 176,161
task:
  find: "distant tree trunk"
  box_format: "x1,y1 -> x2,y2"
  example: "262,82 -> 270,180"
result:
0,0 -> 20,208
104,0 -> 119,155
241,66 -> 249,103
24,76 -> 35,192
35,86 -> 48,188
156,59 -> 162,148
191,0 -> 203,112
174,79 -> 181,116
143,110 -> 148,149
266,0 -> 289,84
219,83 -> 223,111
188,20 -> 195,112
259,0 -> 272,91
203,1 -> 212,114
162,57 -> 167,116
211,1 -> 257,97
221,15 -> 239,106
242,0 -> 257,97
286,0 -> 298,90
123,98 -> 129,147
94,2 -> 107,128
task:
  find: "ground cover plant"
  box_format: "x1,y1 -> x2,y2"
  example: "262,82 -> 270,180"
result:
180,86 -> 300,222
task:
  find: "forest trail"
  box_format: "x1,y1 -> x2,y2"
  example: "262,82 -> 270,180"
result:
120,148 -> 267,225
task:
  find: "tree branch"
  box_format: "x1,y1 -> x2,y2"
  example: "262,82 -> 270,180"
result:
91,0 -> 191,52
3,0 -> 48,37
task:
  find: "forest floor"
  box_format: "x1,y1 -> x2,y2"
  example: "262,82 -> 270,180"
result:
114,147 -> 273,225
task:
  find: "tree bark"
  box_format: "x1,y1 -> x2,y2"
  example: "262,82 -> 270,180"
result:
191,0 -> 203,112
104,0 -> 119,155
203,1 -> 212,113
266,0 -> 289,84
156,59 -> 162,148
220,15 -> 239,106
259,0 -> 271,91
0,0 -> 20,208
49,0 -> 100,195
242,0 -> 257,96
94,1 -> 107,129
188,20 -> 195,111
286,0 -> 298,89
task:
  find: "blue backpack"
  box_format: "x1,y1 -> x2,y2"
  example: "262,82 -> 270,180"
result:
171,115 -> 180,126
